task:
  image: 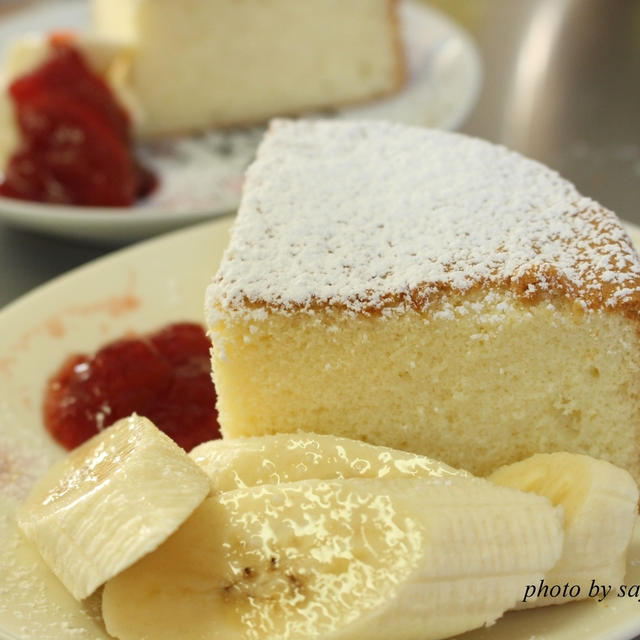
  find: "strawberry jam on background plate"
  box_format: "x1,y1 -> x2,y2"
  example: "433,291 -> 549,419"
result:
0,39 -> 156,207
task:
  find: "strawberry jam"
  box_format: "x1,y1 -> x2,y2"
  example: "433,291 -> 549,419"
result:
43,322 -> 220,451
0,39 -> 156,206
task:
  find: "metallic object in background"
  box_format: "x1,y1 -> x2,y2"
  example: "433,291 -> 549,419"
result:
448,0 -> 639,223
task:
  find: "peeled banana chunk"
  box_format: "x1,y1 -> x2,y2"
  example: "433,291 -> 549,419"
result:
102,476 -> 563,640
17,414 -> 210,600
490,452 -> 639,608
19,420 -> 637,638
189,432 -> 471,492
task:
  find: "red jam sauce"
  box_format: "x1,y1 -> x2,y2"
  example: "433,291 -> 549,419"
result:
43,322 -> 220,451
0,38 -> 156,207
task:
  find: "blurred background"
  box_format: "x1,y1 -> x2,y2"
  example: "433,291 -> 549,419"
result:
437,0 -> 639,226
0,0 -> 638,306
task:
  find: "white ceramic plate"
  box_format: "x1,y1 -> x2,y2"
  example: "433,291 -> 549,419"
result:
1,218 -> 640,639
0,0 -> 481,243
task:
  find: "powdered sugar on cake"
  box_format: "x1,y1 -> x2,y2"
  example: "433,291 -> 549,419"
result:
208,119 -> 640,318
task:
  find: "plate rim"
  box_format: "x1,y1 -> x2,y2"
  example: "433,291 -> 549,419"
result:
0,215 -> 232,319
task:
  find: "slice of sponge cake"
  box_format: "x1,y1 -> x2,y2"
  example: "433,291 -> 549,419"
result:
206,119 -> 640,484
91,0 -> 406,137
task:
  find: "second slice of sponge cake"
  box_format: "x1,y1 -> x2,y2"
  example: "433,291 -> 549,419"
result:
91,0 -> 406,137
206,119 -> 640,484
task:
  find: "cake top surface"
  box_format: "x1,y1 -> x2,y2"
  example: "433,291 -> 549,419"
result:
208,119 -> 640,318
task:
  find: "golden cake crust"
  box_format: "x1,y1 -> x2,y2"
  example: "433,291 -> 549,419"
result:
208,120 -> 640,321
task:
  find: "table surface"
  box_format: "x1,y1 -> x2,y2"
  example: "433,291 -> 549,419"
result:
0,0 -> 638,309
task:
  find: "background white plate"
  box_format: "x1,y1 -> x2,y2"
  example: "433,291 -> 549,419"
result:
0,218 -> 640,639
0,0 -> 481,243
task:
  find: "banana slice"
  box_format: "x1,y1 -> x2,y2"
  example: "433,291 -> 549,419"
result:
189,432 -> 470,491
17,414 -> 210,601
490,452 -> 639,607
102,476 -> 563,640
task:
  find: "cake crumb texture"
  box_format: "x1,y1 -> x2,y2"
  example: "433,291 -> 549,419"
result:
211,293 -> 640,483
